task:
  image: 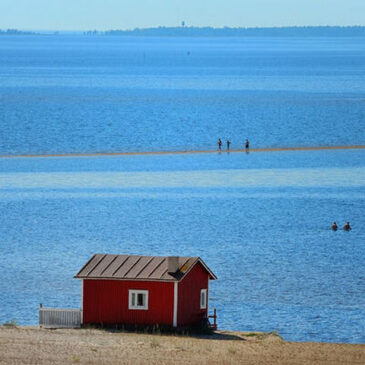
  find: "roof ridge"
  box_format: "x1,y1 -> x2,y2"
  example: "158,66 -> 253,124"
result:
180,257 -> 191,268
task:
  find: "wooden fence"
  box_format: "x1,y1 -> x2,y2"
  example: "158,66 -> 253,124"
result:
39,305 -> 82,328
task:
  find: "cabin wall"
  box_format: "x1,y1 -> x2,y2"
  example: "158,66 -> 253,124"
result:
177,262 -> 209,327
83,279 -> 174,326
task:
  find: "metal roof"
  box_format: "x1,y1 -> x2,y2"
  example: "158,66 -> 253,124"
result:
74,254 -> 217,282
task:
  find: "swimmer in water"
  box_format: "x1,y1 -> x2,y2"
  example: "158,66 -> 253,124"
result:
343,222 -> 351,231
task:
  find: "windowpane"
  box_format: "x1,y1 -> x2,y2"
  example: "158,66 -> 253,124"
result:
200,289 -> 207,309
137,293 -> 144,306
129,290 -> 148,310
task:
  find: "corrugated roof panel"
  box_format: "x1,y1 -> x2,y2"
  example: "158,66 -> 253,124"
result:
178,257 -> 193,273
101,255 -> 129,278
74,254 -> 217,281
138,256 -> 165,279
85,254 -> 108,277
90,254 -> 118,277
76,254 -> 104,277
113,255 -> 141,278
125,256 -> 154,279
148,257 -> 168,279
160,270 -> 174,280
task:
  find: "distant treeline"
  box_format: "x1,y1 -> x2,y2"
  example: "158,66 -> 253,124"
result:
90,26 -> 365,37
2,26 -> 365,37
0,29 -> 37,35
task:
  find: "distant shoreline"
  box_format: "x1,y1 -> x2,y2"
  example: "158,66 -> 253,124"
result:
0,145 -> 364,159
1,26 -> 365,37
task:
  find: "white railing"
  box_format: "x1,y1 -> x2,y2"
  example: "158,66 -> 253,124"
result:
39,305 -> 82,328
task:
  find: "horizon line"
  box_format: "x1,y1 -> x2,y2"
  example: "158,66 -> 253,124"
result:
2,24 -> 365,33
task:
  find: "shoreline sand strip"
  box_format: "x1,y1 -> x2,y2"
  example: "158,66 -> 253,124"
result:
0,145 -> 364,159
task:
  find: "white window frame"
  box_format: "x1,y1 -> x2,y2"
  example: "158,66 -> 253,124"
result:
129,289 -> 149,310
200,289 -> 207,309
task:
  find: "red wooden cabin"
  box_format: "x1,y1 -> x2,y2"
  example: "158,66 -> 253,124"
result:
74,254 -> 217,328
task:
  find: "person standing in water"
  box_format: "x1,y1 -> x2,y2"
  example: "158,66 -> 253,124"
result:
343,222 -> 352,231
227,139 -> 231,151
218,138 -> 222,151
331,222 -> 338,231
245,139 -> 250,152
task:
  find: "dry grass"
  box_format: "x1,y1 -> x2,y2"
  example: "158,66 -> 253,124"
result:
0,326 -> 364,365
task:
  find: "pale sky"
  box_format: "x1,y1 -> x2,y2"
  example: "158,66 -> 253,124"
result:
0,0 -> 364,31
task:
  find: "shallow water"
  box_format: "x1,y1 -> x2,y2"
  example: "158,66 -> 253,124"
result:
0,149 -> 364,343
0,35 -> 364,342
0,36 -> 365,155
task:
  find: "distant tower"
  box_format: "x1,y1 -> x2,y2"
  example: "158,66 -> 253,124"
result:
181,21 -> 185,28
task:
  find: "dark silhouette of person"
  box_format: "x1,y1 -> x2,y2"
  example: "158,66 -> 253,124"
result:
245,139 -> 250,150
218,139 -> 222,151
343,222 -> 351,231
227,139 -> 231,151
331,222 -> 338,231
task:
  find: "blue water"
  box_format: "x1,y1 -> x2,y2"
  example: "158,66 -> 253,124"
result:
0,35 -> 364,343
0,36 -> 364,154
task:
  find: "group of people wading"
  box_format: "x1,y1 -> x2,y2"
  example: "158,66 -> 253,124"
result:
218,138 -> 249,152
331,222 -> 352,231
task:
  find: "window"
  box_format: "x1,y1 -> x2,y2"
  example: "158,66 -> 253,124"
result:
200,289 -> 207,309
129,290 -> 149,310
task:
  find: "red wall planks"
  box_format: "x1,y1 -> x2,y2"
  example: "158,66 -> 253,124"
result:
177,262 -> 209,327
83,279 -> 174,326
82,261 -> 211,328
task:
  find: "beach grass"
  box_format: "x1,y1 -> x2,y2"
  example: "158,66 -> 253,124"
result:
0,326 -> 364,365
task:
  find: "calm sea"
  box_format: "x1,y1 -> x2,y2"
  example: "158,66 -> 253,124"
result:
0,35 -> 364,154
0,35 -> 364,343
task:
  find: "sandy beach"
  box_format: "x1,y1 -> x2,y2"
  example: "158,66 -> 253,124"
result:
0,326 -> 364,365
0,145 -> 364,159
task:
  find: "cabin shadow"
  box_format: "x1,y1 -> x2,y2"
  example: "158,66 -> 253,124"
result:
86,323 -> 245,341
191,331 -> 245,341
